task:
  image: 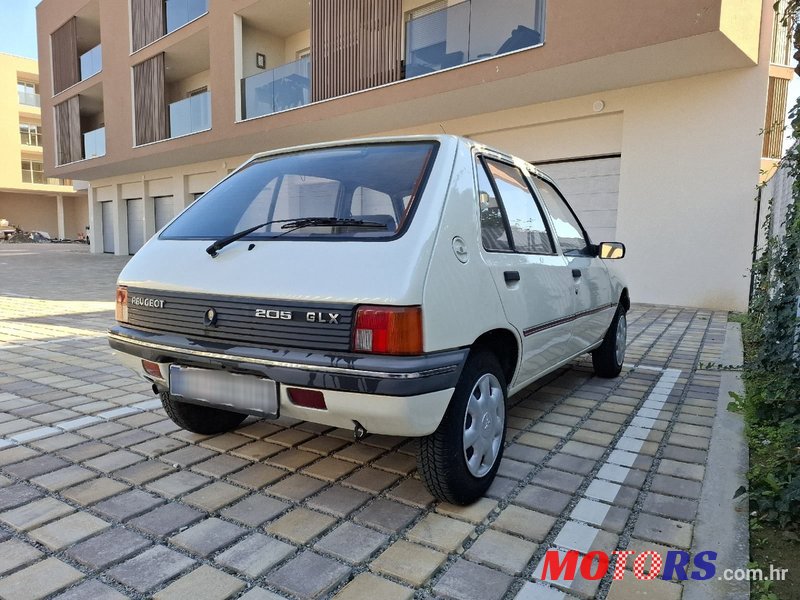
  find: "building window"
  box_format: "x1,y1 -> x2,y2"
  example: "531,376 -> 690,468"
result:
21,160 -> 45,184
17,81 -> 40,107
20,123 -> 42,147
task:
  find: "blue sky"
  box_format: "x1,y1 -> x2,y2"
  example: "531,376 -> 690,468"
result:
0,0 -> 40,59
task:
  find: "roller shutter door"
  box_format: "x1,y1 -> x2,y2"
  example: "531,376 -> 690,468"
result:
537,155 -> 621,243
126,198 -> 145,255
154,196 -> 176,231
101,201 -> 115,254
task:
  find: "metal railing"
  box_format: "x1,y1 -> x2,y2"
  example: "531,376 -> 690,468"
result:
80,44 -> 102,80
241,56 -> 311,119
83,126 -> 106,159
169,91 -> 211,138
405,0 -> 544,79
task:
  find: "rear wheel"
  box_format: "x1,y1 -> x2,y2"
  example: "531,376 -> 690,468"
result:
592,306 -> 627,378
418,351 -> 507,505
161,392 -> 247,434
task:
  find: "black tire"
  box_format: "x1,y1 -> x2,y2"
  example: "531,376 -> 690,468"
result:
418,351 -> 507,505
160,392 -> 247,434
592,306 -> 627,378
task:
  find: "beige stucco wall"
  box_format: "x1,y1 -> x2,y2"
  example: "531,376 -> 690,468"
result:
0,193 -> 86,238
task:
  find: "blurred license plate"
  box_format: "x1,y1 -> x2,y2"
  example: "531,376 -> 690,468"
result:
169,366 -> 278,418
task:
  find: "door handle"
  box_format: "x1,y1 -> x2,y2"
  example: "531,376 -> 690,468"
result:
572,269 -> 582,278
504,271 -> 520,283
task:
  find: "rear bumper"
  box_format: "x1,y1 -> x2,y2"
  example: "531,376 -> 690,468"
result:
109,325 -> 466,396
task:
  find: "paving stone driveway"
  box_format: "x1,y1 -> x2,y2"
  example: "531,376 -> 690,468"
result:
0,245 -> 731,600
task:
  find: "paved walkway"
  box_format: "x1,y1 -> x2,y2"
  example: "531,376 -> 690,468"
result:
0,245 -> 733,600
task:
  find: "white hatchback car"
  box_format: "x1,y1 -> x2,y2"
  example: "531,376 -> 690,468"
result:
110,135 -> 629,504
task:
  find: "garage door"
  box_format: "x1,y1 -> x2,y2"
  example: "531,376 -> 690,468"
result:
536,155 -> 621,243
126,199 -> 145,255
101,201 -> 115,254
154,196 -> 176,231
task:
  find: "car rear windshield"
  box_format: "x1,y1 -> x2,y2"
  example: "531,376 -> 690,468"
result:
160,142 -> 438,241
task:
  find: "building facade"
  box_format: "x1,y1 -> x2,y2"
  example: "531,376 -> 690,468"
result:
0,54 -> 87,240
35,0 -> 791,310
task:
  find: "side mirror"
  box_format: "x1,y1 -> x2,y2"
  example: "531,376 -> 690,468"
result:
598,241 -> 625,259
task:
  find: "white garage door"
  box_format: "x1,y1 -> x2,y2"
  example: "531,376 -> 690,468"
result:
537,155 -> 621,243
126,199 -> 145,255
154,196 -> 176,231
101,201 -> 115,254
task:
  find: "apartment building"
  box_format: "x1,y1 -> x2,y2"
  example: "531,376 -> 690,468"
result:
0,53 -> 86,240
35,0 -> 791,310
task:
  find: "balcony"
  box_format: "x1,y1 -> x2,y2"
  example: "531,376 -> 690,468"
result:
242,57 -> 311,120
83,126 -> 106,159
18,91 -> 41,107
166,0 -> 208,35
405,0 -> 544,79
169,91 -> 211,138
80,45 -> 102,81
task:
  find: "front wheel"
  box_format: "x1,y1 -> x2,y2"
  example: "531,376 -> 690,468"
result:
161,392 -> 247,434
592,307 -> 627,378
417,351 -> 507,505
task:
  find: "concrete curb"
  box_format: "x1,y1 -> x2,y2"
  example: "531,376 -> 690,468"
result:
683,321 -> 749,600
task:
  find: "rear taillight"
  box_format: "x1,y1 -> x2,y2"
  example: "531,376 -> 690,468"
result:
353,306 -> 423,355
115,286 -> 128,323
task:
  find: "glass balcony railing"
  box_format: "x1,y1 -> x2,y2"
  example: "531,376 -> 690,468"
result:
169,91 -> 211,138
166,0 -> 208,34
405,0 -> 544,79
83,126 -> 106,159
241,56 -> 311,120
80,45 -> 102,81
18,92 -> 41,107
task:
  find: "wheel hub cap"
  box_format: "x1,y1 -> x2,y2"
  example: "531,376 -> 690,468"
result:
463,373 -> 505,478
615,313 -> 627,366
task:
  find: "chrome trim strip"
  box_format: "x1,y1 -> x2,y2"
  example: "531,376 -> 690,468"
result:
523,303 -> 617,337
108,333 -> 458,380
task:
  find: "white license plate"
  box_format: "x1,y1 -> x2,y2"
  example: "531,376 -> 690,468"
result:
169,366 -> 278,418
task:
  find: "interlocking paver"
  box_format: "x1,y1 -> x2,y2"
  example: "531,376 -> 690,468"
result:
30,464 -> 96,491
2,454 -> 69,479
514,485 -> 571,516
67,527 -> 151,569
307,484 -> 370,517
171,517 -> 247,557
371,540 -> 447,587
465,529 -> 537,574
146,470 -> 210,498
492,505 -> 557,542
193,453 -> 249,477
153,565 -> 245,600
183,481 -> 248,511
266,473 -> 326,501
315,521 -> 388,563
267,550 -> 350,599
93,489 -> 164,521
0,496 -> 74,531
0,538 -> 42,575
0,557 -> 83,600
434,558 -> 513,600
227,463 -> 286,489
62,477 -> 129,505
129,502 -> 205,537
266,507 -> 337,544
115,459 -> 175,484
29,511 -> 109,550
355,498 -> 420,533
632,513 -> 693,549
107,545 -> 196,593
406,513 -> 474,552
0,483 -> 44,511
333,572 -> 413,600
51,580 -> 127,600
215,533 -> 295,578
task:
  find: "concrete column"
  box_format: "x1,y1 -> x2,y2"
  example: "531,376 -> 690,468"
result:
175,173 -> 192,209
56,194 -> 65,239
143,179 -> 156,240
113,184 -> 129,256
88,187 -> 103,255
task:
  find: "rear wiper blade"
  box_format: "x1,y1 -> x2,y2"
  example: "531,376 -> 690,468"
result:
279,217 -> 388,232
206,217 -> 387,257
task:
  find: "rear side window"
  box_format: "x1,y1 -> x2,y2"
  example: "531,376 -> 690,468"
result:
533,176 -> 588,254
481,158 -> 554,254
161,143 -> 437,241
477,160 -> 511,252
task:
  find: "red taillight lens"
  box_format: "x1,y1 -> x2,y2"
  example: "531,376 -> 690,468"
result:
142,360 -> 163,379
353,306 -> 423,355
115,286 -> 128,323
287,388 -> 327,410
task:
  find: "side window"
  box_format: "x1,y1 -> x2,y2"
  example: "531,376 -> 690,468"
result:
476,160 -> 511,252
533,176 -> 588,254
484,159 -> 554,254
